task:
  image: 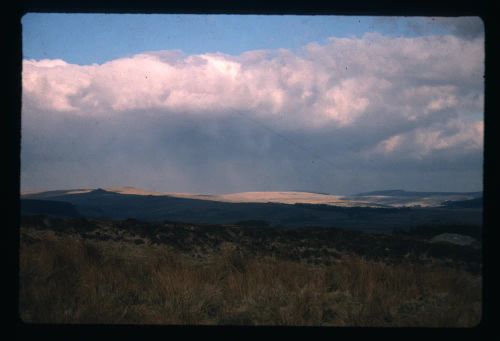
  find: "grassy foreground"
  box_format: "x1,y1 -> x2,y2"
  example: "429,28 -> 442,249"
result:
19,227 -> 481,327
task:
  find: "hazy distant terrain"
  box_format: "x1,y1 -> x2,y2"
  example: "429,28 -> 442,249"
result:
21,187 -> 482,231
22,186 -> 482,207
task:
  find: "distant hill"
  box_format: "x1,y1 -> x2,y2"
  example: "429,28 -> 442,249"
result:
21,199 -> 80,217
345,190 -> 482,208
353,190 -> 482,198
23,187 -> 483,208
20,188 -> 482,231
442,197 -> 483,209
21,189 -> 92,199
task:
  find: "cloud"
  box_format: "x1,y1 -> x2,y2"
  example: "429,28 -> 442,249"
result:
21,32 -> 484,193
373,16 -> 484,40
408,17 -> 484,40
370,119 -> 483,159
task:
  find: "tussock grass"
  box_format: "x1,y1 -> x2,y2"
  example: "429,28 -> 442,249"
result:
19,228 -> 481,326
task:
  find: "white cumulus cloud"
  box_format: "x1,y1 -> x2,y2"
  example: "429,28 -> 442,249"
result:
21,32 -> 484,193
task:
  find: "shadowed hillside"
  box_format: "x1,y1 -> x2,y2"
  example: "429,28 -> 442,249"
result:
20,199 -> 80,217
21,189 -> 483,231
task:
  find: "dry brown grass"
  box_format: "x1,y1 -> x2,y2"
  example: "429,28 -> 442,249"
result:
19,228 -> 481,326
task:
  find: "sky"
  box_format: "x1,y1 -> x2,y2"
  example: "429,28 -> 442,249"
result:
21,14 -> 484,195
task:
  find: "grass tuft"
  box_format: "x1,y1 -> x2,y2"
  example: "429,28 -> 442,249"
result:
19,227 -> 481,326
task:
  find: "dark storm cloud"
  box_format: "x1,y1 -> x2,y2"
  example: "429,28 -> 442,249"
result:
374,16 -> 484,40
411,17 -> 484,39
